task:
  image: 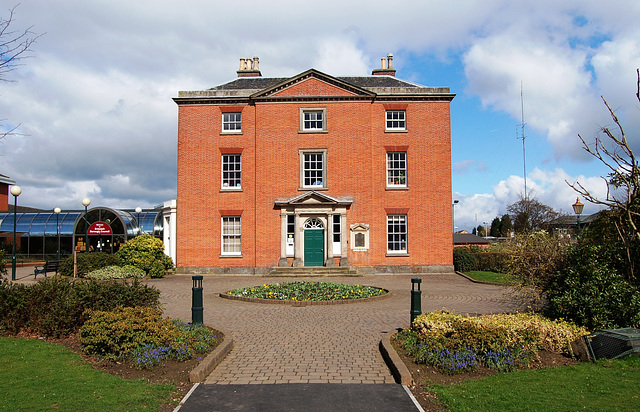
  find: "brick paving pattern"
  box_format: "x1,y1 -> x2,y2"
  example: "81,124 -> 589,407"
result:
144,273 -> 514,385
12,269 -> 514,385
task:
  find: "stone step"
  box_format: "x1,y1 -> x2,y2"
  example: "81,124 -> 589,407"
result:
267,266 -> 359,277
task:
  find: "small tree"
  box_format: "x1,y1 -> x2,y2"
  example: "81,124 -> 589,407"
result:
116,235 -> 173,278
503,231 -> 570,310
508,196 -> 560,234
567,69 -> 640,282
476,225 -> 486,237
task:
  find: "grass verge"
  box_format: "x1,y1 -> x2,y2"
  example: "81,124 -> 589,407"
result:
0,336 -> 174,411
431,355 -> 640,411
464,270 -> 512,284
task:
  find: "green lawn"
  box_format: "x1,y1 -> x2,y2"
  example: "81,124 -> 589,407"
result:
432,355 -> 640,411
464,270 -> 512,284
0,337 -> 174,411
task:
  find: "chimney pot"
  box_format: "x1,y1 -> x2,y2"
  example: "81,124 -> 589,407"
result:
237,56 -> 262,77
371,53 -> 396,76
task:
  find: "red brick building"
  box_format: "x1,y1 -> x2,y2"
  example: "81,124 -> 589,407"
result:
174,56 -> 455,274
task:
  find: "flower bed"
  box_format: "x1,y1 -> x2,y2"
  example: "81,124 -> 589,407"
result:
224,281 -> 387,304
395,311 -> 588,374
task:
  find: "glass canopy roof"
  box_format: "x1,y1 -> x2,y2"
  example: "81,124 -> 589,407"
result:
0,209 -> 162,237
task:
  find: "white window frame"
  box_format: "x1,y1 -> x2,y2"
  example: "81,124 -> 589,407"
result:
286,215 -> 295,256
221,216 -> 241,256
221,154 -> 242,190
386,110 -> 406,131
222,112 -> 242,133
300,108 -> 327,132
332,214 -> 341,256
387,214 -> 408,254
299,149 -> 327,190
386,152 -> 407,188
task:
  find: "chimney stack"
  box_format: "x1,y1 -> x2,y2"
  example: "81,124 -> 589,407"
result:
237,56 -> 262,77
372,53 -> 396,76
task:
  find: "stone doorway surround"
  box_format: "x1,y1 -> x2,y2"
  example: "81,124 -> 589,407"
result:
275,191 -> 352,268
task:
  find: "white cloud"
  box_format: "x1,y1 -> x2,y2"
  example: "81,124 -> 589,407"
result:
454,167 -> 609,232
1,0 -> 639,216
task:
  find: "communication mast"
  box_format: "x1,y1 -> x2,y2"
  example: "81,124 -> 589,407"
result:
517,83 -> 528,202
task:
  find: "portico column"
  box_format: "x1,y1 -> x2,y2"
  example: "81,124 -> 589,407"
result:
326,214 -> 334,267
340,212 -> 349,266
293,213 -> 303,267
278,212 -> 288,267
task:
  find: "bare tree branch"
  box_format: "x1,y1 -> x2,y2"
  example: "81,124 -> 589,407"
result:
0,4 -> 44,82
567,69 -> 640,280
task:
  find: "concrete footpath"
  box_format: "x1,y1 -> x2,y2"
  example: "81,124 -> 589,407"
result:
12,268 -> 513,410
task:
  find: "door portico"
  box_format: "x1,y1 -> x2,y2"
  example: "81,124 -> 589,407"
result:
275,192 -> 352,267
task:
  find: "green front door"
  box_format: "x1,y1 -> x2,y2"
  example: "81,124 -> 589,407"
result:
304,229 -> 324,266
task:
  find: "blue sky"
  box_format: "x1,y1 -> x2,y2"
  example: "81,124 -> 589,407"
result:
1,1 -> 638,232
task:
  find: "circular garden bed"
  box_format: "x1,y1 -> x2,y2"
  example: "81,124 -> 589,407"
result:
220,281 -> 389,306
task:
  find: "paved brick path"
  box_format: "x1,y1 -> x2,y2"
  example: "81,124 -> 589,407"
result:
11,269 -> 514,385
143,273 -> 514,385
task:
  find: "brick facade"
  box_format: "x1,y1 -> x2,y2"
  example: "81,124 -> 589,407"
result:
174,59 -> 455,274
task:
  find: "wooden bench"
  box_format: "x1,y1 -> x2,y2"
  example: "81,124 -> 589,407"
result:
34,260 -> 62,279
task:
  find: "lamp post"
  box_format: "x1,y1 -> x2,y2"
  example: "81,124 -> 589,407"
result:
135,206 -> 142,236
572,197 -> 584,235
82,198 -> 91,252
452,200 -> 459,245
54,207 -> 61,261
10,185 -> 22,281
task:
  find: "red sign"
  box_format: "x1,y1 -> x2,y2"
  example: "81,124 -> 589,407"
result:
88,221 -> 113,235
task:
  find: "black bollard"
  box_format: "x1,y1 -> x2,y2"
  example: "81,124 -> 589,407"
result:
192,275 -> 203,325
410,278 -> 422,326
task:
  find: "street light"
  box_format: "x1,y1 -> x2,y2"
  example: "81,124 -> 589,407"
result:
452,200 -> 459,245
54,207 -> 61,261
82,198 -> 91,252
135,206 -> 142,236
572,197 -> 584,235
10,185 -> 21,281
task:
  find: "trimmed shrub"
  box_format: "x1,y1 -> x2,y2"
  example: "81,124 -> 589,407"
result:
116,235 -> 173,278
398,311 -> 588,374
453,247 -> 477,272
58,252 -> 120,278
80,306 -> 180,360
0,250 -> 6,278
546,244 -> 640,330
80,308 -> 219,364
86,265 -> 145,280
473,252 -> 509,273
0,277 -> 160,337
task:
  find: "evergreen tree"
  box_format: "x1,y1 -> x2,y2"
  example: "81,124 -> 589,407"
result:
500,214 -> 513,237
490,217 -> 501,237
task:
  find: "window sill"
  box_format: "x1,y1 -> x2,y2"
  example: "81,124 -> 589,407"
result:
298,130 -> 328,134
385,129 -> 408,133
386,186 -> 408,191
220,188 -> 243,192
220,131 -> 243,135
386,252 -> 409,257
299,187 -> 328,191
220,254 -> 243,258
